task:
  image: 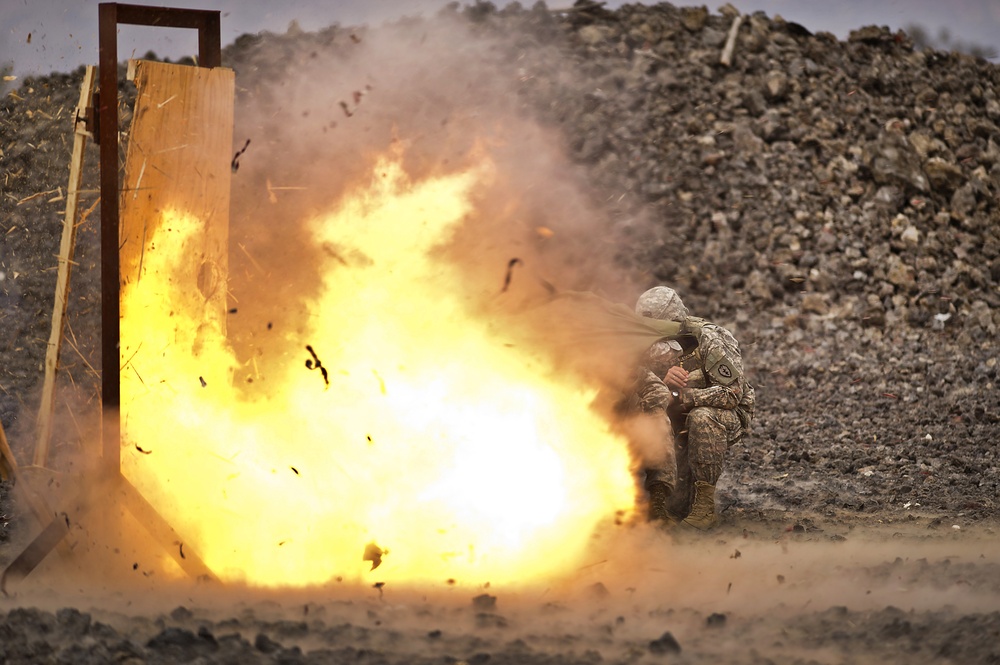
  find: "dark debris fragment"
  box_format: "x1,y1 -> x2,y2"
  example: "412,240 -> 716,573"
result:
305,345 -> 330,387
231,138 -> 251,173
364,542 -> 385,570
501,257 -> 522,293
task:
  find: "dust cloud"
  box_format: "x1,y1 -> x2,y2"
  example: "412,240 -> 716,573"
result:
225,14 -> 648,378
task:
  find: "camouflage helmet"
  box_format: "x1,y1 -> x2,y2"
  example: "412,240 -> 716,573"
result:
635,286 -> 688,321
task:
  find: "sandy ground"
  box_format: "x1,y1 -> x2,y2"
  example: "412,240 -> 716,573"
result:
2,513 -> 999,664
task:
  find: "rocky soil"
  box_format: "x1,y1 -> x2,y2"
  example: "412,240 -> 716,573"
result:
1,2 -> 998,663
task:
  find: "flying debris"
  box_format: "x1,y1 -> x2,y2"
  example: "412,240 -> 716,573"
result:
340,85 -> 373,119
231,138 -> 250,173
304,345 -> 330,386
501,258 -> 522,293
363,542 -> 385,570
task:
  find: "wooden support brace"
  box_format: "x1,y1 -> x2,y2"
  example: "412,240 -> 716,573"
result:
0,421 -> 16,482
1,472 -> 217,593
2,422 -> 62,529
33,65 -> 98,468
0,424 -> 78,592
1,513 -> 71,595
116,476 -> 218,582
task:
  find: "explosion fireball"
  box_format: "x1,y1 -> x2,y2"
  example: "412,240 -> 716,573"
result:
119,149 -> 637,589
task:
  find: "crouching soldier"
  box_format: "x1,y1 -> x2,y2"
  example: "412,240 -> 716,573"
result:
632,286 -> 755,530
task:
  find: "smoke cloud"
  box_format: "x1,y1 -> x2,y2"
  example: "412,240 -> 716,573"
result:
225,13 -> 647,381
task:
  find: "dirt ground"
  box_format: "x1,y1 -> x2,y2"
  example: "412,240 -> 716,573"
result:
2,513 -> 999,664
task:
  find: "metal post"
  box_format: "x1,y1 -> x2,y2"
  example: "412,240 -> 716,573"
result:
97,3 -> 222,475
98,3 -> 121,475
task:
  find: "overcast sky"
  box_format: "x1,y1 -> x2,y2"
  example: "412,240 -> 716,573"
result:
2,0 -> 999,78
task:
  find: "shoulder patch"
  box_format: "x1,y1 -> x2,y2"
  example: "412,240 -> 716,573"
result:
709,359 -> 738,386
704,346 -> 739,386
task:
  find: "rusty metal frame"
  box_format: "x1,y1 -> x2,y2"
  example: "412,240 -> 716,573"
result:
1,4 -> 225,595
98,3 -> 221,473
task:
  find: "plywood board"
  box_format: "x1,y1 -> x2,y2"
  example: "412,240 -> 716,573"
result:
115,60 -> 234,581
119,59 -> 234,322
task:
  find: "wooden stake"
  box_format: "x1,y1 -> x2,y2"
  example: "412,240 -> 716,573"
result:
0,420 -> 16,482
33,65 -> 97,468
720,15 -> 744,67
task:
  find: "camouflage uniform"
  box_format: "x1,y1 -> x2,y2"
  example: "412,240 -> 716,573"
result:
632,287 -> 755,529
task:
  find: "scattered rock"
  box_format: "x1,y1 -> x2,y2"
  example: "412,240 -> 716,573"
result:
649,631 -> 682,654
473,593 -> 497,610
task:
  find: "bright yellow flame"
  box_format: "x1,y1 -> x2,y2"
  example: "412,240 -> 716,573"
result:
120,152 -> 635,588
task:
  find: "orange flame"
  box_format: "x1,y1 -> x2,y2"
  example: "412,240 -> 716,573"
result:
119,151 -> 636,588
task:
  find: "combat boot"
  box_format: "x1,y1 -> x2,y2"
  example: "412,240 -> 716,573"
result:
680,481 -> 717,530
648,483 -> 681,529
